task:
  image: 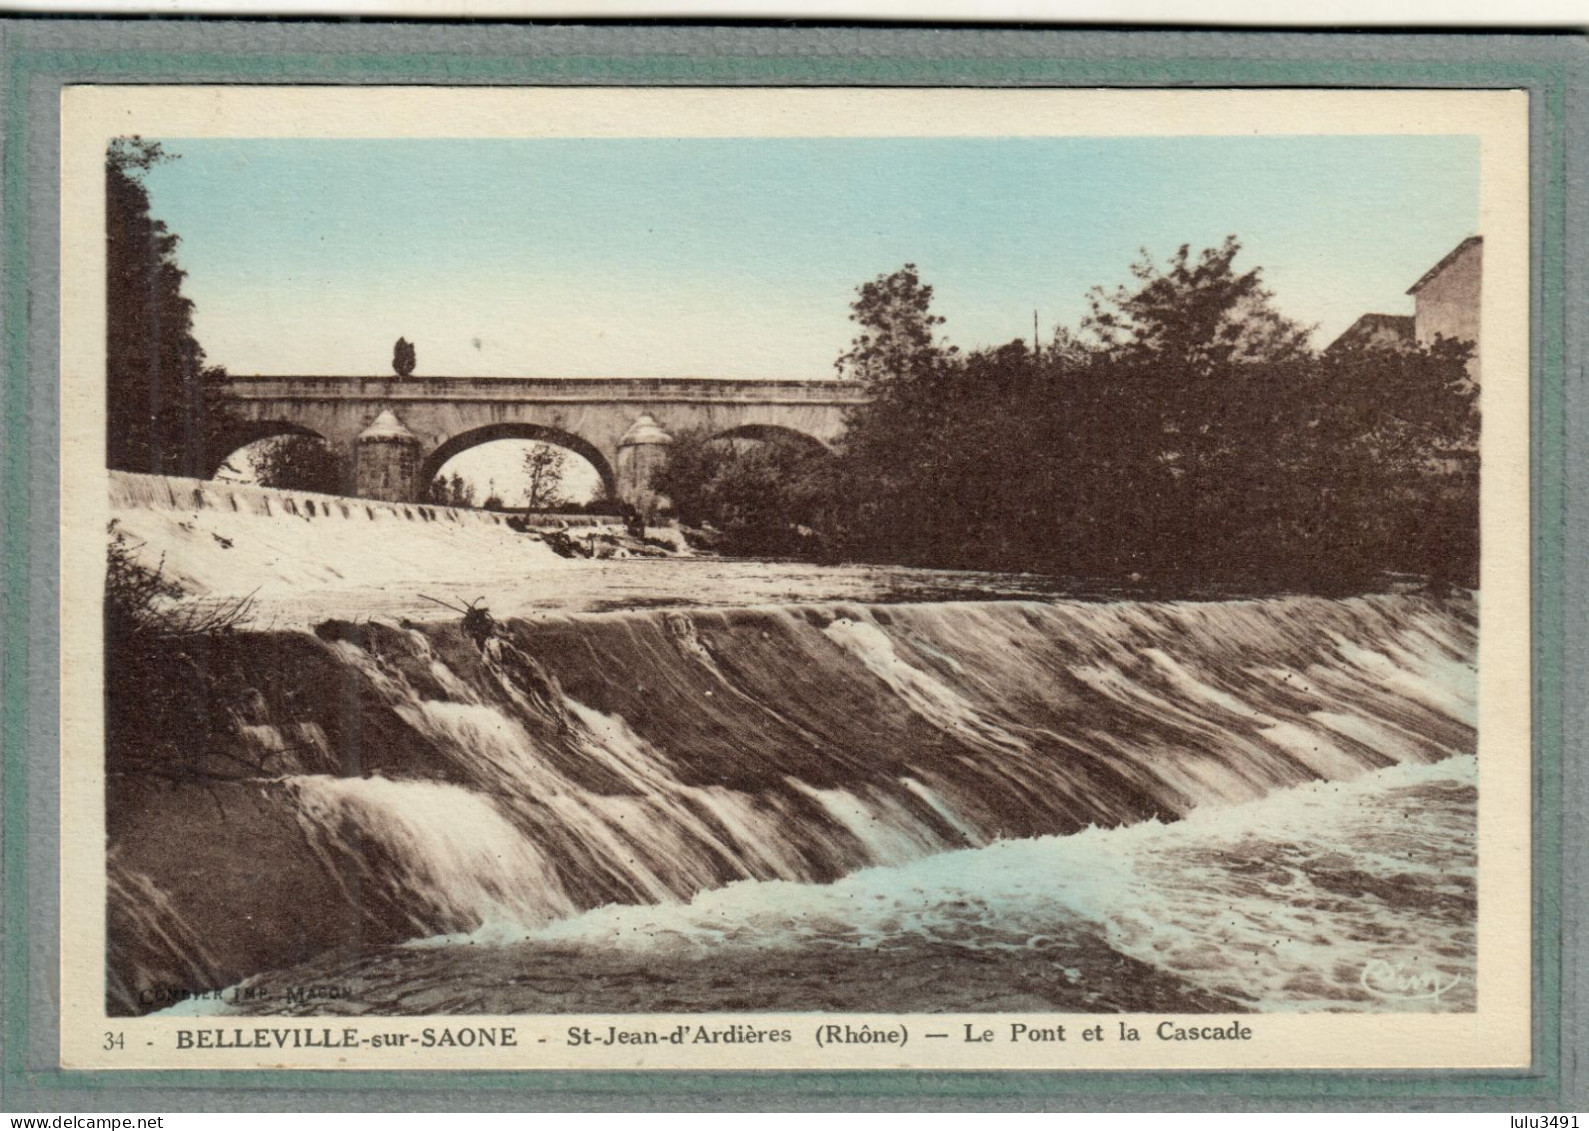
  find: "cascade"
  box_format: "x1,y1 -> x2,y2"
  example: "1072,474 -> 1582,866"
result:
106,593 -> 1477,1015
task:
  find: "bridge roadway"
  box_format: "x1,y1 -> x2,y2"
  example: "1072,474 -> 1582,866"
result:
221,375 -> 869,507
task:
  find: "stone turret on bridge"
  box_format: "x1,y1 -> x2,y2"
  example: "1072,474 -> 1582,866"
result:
219,375 -> 868,510
615,413 -> 673,515
354,409 -> 422,501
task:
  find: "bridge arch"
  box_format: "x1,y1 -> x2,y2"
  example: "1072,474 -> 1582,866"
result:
208,420 -> 328,479
419,422 -> 618,505
708,423 -> 833,454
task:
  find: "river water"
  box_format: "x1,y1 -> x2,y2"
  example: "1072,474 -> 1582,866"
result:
108,471 -> 1255,626
109,474 -> 1478,1017
105,552 -> 1474,1022
195,753 -> 1475,1017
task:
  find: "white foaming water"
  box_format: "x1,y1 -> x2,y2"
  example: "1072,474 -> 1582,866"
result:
821,614 -> 1029,756
110,471 -> 1083,629
110,474 -> 580,608
788,780 -> 953,867
106,487 -> 1480,1018
107,857 -> 229,1015
275,594 -> 1475,967
310,636 -> 961,923
900,777 -> 985,845
287,775 -> 575,934
522,756 -> 1477,1011
1326,630 -> 1477,721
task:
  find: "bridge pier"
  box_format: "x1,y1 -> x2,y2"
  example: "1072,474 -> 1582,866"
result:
615,413 -> 673,517
354,409 -> 423,502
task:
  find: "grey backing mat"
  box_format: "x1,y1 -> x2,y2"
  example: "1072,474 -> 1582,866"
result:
0,21 -> 1584,1112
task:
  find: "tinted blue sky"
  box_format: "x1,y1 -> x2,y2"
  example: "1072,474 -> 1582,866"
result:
142,135 -> 1479,379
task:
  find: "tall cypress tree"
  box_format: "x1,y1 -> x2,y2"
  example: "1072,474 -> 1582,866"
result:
106,137 -> 232,476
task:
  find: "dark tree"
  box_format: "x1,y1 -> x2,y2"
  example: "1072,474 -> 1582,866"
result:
652,429 -> 836,556
250,434 -> 346,495
834,264 -> 954,389
660,242 -> 1478,592
106,137 -> 234,476
826,264 -> 993,565
1058,238 -> 1319,579
1081,236 -> 1314,374
522,444 -> 567,511
1301,335 -> 1479,586
427,472 -> 476,509
393,337 -> 417,378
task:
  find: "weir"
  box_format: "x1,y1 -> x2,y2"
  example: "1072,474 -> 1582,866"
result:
105,591 -> 1477,1015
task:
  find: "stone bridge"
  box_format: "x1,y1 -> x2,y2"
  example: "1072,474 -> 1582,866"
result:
219,375 -> 868,508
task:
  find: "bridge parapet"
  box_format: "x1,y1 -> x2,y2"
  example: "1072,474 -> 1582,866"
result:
224,375 -> 871,406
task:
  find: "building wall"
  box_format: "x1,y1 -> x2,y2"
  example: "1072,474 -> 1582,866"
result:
1413,239 -> 1482,380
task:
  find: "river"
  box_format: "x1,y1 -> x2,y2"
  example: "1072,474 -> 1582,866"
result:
106,475 -> 1478,1018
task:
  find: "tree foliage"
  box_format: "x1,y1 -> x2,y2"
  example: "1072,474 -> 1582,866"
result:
427,471 -> 476,509
652,429 -> 836,556
522,444 -> 567,511
393,337 -> 417,378
1081,236 -> 1314,374
660,240 -> 1479,591
250,434 -> 346,495
105,521 -> 256,781
834,263 -> 953,387
106,137 -> 235,476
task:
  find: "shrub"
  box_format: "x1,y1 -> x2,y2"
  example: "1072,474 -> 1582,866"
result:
104,522 -> 255,780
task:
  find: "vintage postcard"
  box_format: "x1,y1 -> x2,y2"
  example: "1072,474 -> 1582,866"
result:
56,85 -> 1531,1072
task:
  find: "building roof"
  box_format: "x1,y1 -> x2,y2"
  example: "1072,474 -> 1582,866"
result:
1326,313 -> 1414,353
618,412 -> 673,448
357,408 -> 418,441
1407,236 -> 1483,296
